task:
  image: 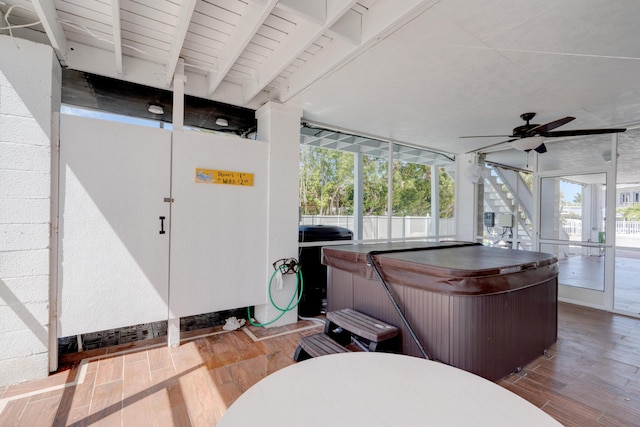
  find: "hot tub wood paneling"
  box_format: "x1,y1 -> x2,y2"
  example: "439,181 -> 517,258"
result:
323,242 -> 558,381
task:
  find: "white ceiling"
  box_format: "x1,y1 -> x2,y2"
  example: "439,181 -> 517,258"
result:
3,0 -> 640,181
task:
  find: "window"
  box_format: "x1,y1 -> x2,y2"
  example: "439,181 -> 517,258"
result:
299,124 -> 455,241
391,147 -> 455,239
299,145 -> 355,217
620,192 -> 631,205
60,104 -> 247,137
61,105 -> 168,129
298,143 -> 391,239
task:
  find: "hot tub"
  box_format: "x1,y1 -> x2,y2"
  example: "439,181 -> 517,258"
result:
322,242 -> 558,381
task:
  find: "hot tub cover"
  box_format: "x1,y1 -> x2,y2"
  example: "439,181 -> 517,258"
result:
322,242 -> 558,295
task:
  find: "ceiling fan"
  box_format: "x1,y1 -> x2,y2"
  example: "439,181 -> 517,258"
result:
461,112 -> 626,154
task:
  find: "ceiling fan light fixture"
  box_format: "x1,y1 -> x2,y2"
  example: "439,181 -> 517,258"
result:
462,113 -> 625,155
512,136 -> 545,152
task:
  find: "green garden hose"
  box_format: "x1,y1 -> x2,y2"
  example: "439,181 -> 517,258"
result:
247,263 -> 304,327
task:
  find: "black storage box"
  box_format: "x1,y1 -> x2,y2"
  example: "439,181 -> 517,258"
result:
298,225 -> 353,316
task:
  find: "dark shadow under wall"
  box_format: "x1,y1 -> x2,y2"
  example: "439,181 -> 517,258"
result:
57,307 -> 247,354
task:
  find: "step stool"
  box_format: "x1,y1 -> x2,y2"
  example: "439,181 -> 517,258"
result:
325,308 -> 399,352
293,308 -> 399,362
293,333 -> 350,362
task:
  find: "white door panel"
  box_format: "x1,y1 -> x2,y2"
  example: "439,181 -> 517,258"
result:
170,131 -> 269,317
58,115 -> 171,336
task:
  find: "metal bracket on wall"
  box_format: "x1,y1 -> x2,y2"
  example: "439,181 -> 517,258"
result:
164,197 -> 174,203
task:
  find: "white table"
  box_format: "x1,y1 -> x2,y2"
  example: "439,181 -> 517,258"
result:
218,352 -> 562,426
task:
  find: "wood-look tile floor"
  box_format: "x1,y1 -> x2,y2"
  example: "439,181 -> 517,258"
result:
1,304 -> 640,426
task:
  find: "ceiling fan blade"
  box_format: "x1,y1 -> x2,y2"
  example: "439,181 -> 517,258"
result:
459,135 -> 513,138
533,143 -> 547,154
542,128 -> 626,137
465,138 -> 517,154
529,116 -> 575,134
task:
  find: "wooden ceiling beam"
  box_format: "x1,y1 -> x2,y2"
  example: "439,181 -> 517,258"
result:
111,0 -> 123,76
31,0 -> 68,65
241,0 -> 358,104
206,0 -> 279,97
279,0 -> 440,103
165,0 -> 198,87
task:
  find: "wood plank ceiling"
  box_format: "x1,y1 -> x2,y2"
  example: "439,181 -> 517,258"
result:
2,0 -> 423,109
5,0 -> 640,178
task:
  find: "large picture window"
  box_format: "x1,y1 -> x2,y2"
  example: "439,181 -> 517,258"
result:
299,124 -> 455,241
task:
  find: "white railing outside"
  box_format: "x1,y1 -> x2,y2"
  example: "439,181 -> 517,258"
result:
301,215 -> 640,245
563,219 -> 640,237
563,219 -> 583,237
616,220 -> 640,235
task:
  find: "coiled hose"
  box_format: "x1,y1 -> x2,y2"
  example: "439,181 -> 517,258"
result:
247,262 -> 304,327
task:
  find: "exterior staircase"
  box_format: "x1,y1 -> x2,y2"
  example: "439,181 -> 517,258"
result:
483,165 -> 533,250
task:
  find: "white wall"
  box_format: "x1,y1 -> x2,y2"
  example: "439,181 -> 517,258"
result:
254,102 -> 303,327
0,36 -> 60,386
0,36 -> 303,386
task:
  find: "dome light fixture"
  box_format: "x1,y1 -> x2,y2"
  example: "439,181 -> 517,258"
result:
511,136 -> 545,152
148,104 -> 164,115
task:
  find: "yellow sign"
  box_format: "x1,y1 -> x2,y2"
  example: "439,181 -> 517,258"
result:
195,168 -> 254,186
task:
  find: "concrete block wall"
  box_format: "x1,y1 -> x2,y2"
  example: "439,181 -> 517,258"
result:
0,35 -> 60,386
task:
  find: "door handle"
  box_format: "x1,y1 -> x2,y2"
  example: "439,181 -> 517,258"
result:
159,216 -> 166,234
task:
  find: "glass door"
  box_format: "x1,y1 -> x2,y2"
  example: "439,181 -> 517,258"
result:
537,171 -> 613,308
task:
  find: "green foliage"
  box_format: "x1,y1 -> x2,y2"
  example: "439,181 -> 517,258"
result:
363,155 -> 388,215
618,204 -> 640,221
392,161 -> 430,216
299,145 -> 354,215
299,145 -> 455,219
519,171 -> 533,191
390,163 -> 454,218
439,169 -> 455,218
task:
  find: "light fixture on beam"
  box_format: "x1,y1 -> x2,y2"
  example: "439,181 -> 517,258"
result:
215,118 -> 229,127
148,104 -> 164,115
